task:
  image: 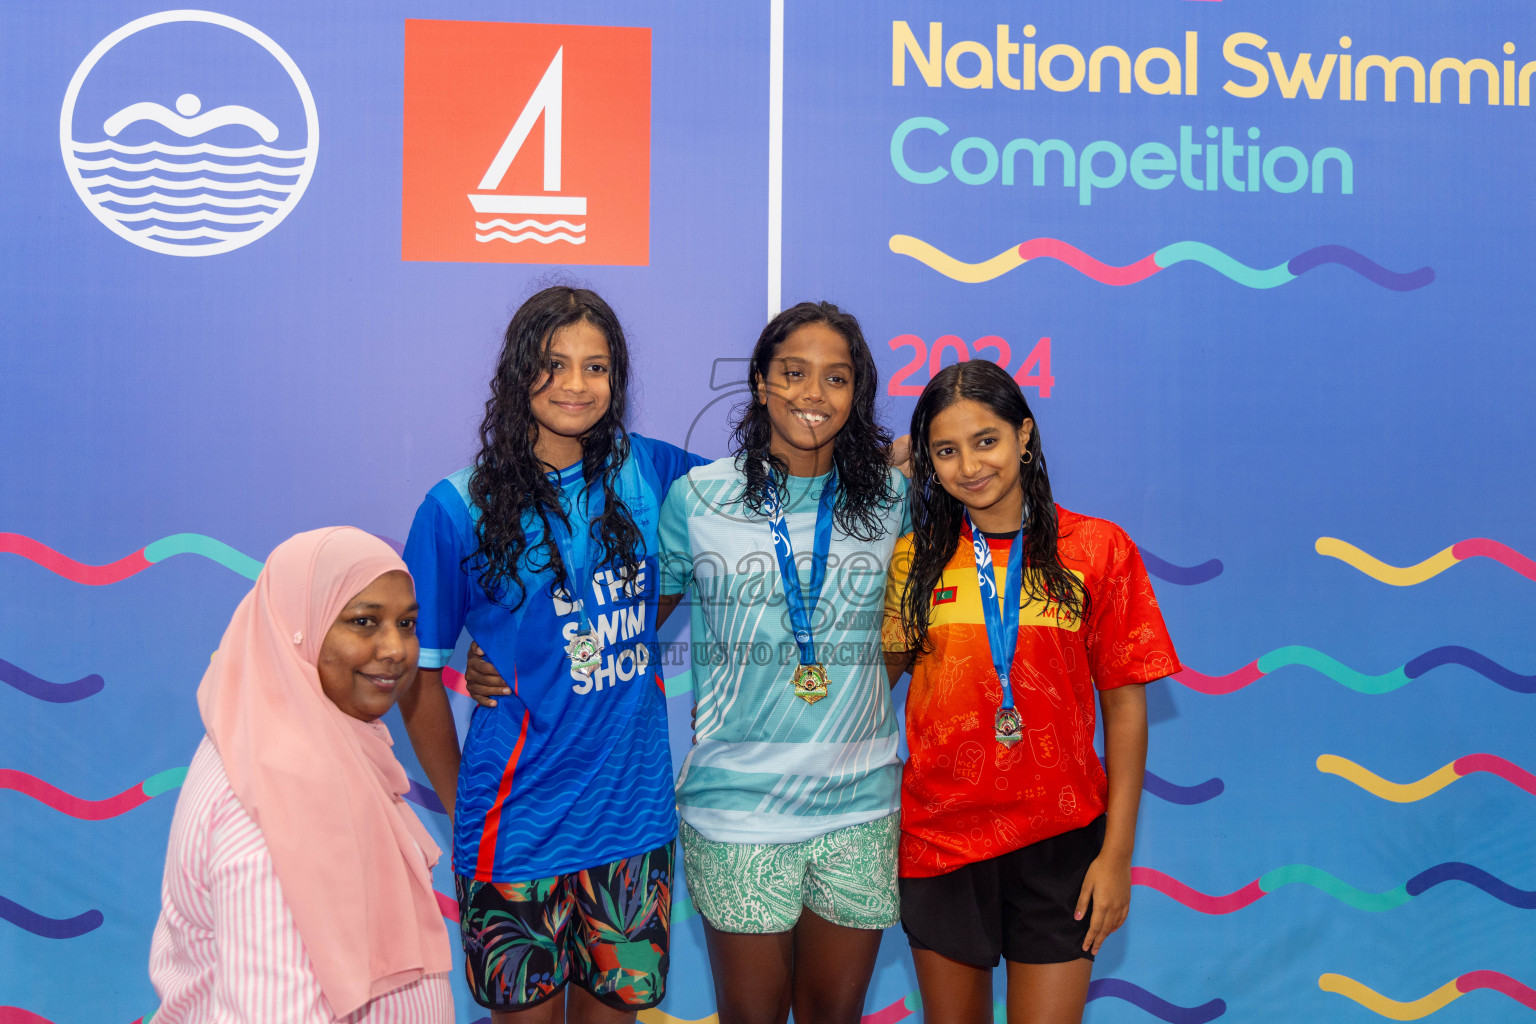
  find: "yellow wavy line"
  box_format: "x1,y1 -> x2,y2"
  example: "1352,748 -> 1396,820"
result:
1315,538 -> 1461,586
639,1011 -> 718,1024
1319,974 -> 1463,1020
889,234 -> 1024,283
1316,755 -> 1462,803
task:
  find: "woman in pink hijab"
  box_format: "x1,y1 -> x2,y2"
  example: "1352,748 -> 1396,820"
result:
150,527 -> 453,1022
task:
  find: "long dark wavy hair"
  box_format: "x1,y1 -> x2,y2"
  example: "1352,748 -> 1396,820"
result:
467,286 -> 644,610
731,301 -> 899,539
899,360 -> 1088,654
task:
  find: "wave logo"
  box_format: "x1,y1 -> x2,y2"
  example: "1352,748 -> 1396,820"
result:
59,10 -> 318,257
403,20 -> 650,265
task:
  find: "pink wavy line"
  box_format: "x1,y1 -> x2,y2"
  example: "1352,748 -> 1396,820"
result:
443,666 -> 469,697
1017,239 -> 1161,285
1132,867 -> 1265,914
1452,539 -> 1536,582
0,534 -> 150,585
1455,755 -> 1536,796
0,1010 -> 54,1024
0,1011 -> 140,1024
1171,662 -> 1264,695
0,769 -> 149,820
1457,970 -> 1536,1009
435,889 -> 458,923
862,996 -> 914,1024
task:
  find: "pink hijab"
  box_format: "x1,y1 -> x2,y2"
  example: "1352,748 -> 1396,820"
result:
197,527 -> 451,1016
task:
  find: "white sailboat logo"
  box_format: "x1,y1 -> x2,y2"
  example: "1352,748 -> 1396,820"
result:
469,48 -> 587,246
60,11 -> 318,257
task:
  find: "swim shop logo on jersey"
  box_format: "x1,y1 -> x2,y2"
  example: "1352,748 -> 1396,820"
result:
60,11 -> 318,257
402,20 -> 650,265
553,566 -> 653,695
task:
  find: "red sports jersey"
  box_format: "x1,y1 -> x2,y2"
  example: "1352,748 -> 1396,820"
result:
882,507 -> 1180,877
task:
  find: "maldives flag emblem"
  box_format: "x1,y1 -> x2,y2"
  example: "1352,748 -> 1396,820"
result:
932,586 -> 957,606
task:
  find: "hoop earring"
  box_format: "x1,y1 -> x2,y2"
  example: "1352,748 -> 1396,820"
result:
1021,450 -> 1034,465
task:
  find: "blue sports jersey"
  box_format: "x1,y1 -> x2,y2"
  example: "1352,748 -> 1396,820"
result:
404,434 -> 705,882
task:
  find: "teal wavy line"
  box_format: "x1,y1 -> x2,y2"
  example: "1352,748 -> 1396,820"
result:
1258,865 -> 1412,911
664,668 -> 694,699
142,767 -> 188,798
1153,242 -> 1296,289
143,534 -> 263,579
1254,646 -> 1412,694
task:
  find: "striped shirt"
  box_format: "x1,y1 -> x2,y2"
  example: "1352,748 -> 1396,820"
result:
659,460 -> 909,843
149,738 -> 452,1023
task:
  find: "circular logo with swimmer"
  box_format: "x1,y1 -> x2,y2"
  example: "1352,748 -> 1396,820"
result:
59,10 -> 318,257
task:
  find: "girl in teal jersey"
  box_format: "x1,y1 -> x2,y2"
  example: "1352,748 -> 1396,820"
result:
475,301 -> 907,1024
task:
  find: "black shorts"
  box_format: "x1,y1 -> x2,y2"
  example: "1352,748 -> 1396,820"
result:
899,815 -> 1106,968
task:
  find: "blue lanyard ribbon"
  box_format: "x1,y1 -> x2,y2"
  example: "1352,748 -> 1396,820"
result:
765,471 -> 838,666
549,482 -> 601,632
965,510 -> 1024,710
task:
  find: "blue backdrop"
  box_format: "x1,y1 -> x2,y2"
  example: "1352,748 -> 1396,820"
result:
3,3 -> 1533,1023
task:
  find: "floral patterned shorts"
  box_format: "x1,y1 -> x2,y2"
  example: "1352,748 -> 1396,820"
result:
680,812 -> 900,934
455,842 -> 672,1010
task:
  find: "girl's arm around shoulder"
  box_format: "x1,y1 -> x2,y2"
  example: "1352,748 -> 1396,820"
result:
880,531 -> 918,687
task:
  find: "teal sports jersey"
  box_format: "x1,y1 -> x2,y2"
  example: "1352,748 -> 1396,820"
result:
405,434 -> 705,882
658,458 -> 910,844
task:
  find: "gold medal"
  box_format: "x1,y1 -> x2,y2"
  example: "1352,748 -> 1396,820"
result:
791,663 -> 830,704
994,707 -> 1023,747
565,630 -> 602,676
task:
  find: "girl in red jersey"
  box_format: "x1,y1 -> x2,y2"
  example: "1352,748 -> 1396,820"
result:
881,361 -> 1180,1024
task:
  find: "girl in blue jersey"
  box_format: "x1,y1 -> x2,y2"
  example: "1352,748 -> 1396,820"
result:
655,302 -> 907,1024
400,286 -> 703,1022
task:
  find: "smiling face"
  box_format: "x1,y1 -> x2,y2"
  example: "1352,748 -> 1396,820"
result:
926,398 -> 1035,532
754,321 -> 855,477
530,319 -> 612,468
316,570 -> 420,722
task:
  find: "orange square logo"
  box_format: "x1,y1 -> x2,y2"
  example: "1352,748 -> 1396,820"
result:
403,20 -> 650,265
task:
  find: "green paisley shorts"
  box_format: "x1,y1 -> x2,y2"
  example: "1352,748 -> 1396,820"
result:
680,812 -> 900,934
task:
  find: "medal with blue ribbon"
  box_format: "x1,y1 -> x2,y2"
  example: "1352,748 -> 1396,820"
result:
551,484 -> 603,676
965,509 -> 1026,746
765,470 -> 837,704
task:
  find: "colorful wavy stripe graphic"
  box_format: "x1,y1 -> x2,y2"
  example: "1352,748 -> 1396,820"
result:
0,1009 -> 145,1024
631,982 -> 1222,1024
0,895 -> 103,939
1317,536 -> 1536,586
889,235 -> 1434,290
1142,769 -> 1224,805
0,658 -> 103,703
442,666 -> 470,697
1,767 -> 186,819
1087,979 -> 1226,1023
1139,551 -> 1224,586
0,1010 -> 57,1024
1171,646 -> 1535,695
1134,862 -> 1536,913
435,890 -> 457,923
1318,753 -> 1536,802
0,1011 -> 143,1024
1320,971 -> 1536,1019
0,532 -> 262,584
404,778 -> 445,815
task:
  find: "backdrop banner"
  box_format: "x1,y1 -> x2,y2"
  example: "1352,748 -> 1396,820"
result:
3,3 -> 1533,1023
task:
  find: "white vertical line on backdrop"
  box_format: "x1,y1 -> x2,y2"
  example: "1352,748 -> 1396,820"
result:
767,0 -> 784,318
